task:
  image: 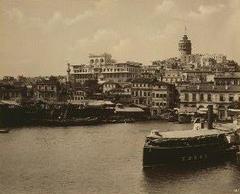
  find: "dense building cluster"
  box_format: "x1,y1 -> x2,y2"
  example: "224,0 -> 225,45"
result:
1,33 -> 240,121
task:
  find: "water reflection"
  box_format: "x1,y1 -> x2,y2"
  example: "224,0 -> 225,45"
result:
142,162 -> 240,194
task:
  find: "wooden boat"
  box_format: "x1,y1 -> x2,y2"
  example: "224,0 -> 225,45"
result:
143,129 -> 239,167
0,129 -> 9,133
143,105 -> 240,168
41,117 -> 100,126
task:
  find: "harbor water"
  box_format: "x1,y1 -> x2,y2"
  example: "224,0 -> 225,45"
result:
0,121 -> 240,194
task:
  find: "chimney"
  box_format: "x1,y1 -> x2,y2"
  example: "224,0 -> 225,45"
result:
207,105 -> 214,129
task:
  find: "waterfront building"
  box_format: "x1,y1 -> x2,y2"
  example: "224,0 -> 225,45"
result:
67,82 -> 86,104
0,82 -> 27,101
35,77 -> 60,102
130,78 -> 176,110
69,64 -> 96,85
104,86 -> 132,105
131,78 -> 155,106
179,84 -> 240,120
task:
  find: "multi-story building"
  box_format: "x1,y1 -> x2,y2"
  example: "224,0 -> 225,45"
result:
130,78 -> 176,109
68,54 -> 142,84
0,83 -> 27,101
182,70 -> 214,83
35,77 -> 60,101
162,69 -> 183,84
214,72 -> 240,86
102,81 -> 121,93
89,53 -> 113,66
69,64 -> 96,85
101,62 -> 142,83
152,58 -> 180,70
131,79 -> 153,106
179,84 -> 240,120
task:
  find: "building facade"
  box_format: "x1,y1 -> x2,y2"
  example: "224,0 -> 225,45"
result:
101,62 -> 142,83
130,78 -> 176,110
179,84 -> 240,120
214,72 -> 240,86
35,77 -> 60,101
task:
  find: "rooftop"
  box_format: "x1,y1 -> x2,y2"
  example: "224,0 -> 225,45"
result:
181,84 -> 240,92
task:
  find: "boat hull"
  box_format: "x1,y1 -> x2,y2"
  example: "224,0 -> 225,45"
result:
143,144 -> 238,167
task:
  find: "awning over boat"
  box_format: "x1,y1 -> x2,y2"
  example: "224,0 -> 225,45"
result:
115,107 -> 144,113
87,100 -> 115,107
0,100 -> 21,106
148,129 -> 225,139
228,109 -> 240,112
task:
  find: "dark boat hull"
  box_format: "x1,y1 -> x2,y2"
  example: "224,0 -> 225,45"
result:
143,144 -> 238,167
0,129 -> 9,133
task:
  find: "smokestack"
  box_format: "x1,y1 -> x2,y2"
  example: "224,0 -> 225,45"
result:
207,105 -> 214,129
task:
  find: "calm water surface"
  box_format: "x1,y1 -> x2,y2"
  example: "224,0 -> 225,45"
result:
0,121 -> 240,194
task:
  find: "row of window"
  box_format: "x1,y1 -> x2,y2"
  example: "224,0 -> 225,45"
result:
102,68 -> 140,73
184,93 -> 238,102
73,96 -> 84,100
38,85 -> 56,91
132,91 -> 151,97
132,83 -> 150,87
153,93 -> 167,98
154,102 -> 167,106
38,93 -> 55,98
75,91 -> 85,96
74,74 -> 94,79
132,83 -> 167,89
1,92 -> 20,98
131,91 -> 167,98
90,58 -> 105,63
104,73 -> 134,78
216,80 -> 240,85
74,69 -> 93,73
133,99 -> 167,106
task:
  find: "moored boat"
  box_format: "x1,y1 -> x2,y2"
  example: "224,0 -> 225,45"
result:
143,129 -> 238,167
143,105 -> 240,168
0,129 -> 9,133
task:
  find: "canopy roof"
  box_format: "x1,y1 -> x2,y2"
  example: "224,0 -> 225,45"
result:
115,107 -> 144,113
148,129 -> 225,139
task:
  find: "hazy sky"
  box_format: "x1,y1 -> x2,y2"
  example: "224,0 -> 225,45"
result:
0,0 -> 240,76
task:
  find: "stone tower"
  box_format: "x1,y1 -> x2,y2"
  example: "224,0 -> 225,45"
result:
178,34 -> 192,56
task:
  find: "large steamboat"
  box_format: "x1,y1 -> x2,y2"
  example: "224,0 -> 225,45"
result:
143,106 -> 240,167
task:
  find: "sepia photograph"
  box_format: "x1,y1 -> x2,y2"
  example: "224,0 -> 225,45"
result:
0,0 -> 240,193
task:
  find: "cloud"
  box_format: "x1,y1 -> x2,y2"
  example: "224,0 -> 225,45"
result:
189,4 -> 225,19
155,0 -> 175,14
48,11 -> 62,25
4,8 -> 24,22
65,10 -> 93,26
112,39 -> 132,53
